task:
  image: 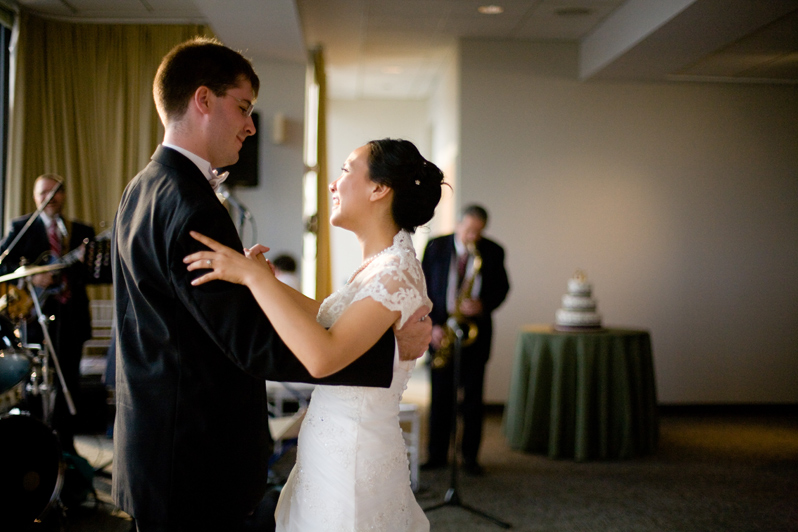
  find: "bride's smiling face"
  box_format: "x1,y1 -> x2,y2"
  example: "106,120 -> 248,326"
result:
329,144 -> 374,229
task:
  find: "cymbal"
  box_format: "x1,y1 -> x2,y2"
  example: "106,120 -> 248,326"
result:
0,263 -> 67,283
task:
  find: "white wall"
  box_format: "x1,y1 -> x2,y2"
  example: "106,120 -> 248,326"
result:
326,99 -> 431,289
231,58 -> 306,271
459,39 -> 798,404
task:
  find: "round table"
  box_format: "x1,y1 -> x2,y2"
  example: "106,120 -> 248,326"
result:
503,325 -> 658,461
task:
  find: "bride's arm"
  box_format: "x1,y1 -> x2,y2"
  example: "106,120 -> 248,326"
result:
185,231 -> 399,378
275,281 -> 321,316
245,244 -> 321,316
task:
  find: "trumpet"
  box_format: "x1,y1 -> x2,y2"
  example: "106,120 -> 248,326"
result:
431,244 -> 481,369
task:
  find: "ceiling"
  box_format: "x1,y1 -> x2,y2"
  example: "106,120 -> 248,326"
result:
11,0 -> 798,100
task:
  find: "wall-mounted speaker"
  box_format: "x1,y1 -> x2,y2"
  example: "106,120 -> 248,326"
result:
220,112 -> 259,187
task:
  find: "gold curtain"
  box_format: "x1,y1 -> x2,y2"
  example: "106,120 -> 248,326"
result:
6,11 -> 209,231
311,48 -> 332,300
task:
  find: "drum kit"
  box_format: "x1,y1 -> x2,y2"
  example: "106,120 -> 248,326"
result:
0,261 -> 74,528
0,179 -> 115,527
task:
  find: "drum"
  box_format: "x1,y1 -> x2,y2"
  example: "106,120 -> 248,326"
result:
0,352 -> 31,414
0,313 -> 30,414
0,414 -> 65,527
0,308 -> 22,348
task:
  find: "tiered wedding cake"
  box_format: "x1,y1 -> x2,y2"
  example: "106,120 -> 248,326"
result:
554,270 -> 602,330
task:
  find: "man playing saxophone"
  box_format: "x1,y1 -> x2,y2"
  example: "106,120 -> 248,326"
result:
421,204 -> 510,476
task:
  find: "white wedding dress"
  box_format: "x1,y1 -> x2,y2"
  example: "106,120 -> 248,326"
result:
275,230 -> 430,532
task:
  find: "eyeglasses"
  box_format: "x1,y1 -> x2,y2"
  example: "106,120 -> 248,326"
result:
226,94 -> 255,117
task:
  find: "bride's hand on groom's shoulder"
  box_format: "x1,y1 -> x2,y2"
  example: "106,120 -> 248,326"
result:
184,231 -> 271,287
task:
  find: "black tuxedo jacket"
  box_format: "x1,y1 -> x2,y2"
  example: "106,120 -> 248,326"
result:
0,214 -> 95,344
112,145 -> 395,525
422,233 -> 510,363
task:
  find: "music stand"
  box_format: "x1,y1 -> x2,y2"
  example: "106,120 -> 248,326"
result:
423,318 -> 511,529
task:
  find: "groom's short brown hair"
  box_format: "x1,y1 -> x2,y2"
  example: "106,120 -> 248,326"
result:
153,36 -> 260,124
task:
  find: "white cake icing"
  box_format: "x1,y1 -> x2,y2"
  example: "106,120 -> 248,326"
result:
566,277 -> 591,296
555,271 -> 602,329
561,294 -> 596,310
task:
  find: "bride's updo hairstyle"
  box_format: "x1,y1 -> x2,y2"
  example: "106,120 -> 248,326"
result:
366,138 -> 444,233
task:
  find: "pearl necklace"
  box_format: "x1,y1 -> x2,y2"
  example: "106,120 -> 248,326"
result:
347,247 -> 391,284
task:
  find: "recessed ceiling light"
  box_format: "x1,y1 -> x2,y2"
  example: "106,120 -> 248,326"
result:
478,5 -> 504,15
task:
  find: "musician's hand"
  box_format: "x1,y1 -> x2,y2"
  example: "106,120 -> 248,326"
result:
459,298 -> 483,317
395,306 -> 432,361
31,272 -> 54,288
74,242 -> 87,263
430,324 -> 445,350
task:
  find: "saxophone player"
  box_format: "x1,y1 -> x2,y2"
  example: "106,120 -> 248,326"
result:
421,204 -> 510,475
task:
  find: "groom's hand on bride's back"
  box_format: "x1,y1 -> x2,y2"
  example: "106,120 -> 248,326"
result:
395,306 -> 432,361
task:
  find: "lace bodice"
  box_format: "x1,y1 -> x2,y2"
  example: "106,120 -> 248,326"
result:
318,230 -> 431,331
275,230 -> 431,532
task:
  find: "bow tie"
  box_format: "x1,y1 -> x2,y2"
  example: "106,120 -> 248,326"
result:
209,168 -> 230,191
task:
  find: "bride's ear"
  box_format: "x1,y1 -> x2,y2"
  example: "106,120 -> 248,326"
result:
370,183 -> 392,202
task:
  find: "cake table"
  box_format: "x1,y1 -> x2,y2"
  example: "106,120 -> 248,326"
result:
503,324 -> 658,461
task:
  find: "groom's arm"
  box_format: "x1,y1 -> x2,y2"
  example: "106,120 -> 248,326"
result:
260,328 -> 394,387
265,306 -> 431,388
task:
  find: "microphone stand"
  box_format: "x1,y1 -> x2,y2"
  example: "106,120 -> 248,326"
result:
217,184 -> 256,244
25,267 -> 76,420
424,318 -> 511,529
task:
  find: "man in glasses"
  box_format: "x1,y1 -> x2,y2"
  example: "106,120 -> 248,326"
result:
111,37 -> 431,532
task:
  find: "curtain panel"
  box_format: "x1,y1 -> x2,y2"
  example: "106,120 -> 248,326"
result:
6,11 -> 209,232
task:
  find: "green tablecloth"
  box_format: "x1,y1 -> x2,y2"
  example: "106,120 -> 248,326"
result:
503,325 -> 658,461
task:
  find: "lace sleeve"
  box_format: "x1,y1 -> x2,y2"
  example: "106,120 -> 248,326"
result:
351,251 -> 431,328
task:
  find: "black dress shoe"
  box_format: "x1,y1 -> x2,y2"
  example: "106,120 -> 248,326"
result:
461,461 -> 484,476
420,460 -> 447,471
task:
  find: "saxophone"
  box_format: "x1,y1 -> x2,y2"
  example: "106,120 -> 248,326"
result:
431,244 -> 481,369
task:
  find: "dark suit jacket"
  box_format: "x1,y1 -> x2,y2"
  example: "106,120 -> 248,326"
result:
112,145 -> 395,525
0,214 -> 95,345
422,233 -> 510,363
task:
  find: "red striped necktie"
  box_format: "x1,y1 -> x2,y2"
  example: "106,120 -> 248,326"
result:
457,252 -> 468,287
47,218 -> 70,303
48,218 -> 62,256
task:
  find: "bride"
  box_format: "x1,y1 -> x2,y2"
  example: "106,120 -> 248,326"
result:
184,138 -> 444,531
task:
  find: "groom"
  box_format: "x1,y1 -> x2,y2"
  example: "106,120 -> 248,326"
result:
112,37 -> 431,532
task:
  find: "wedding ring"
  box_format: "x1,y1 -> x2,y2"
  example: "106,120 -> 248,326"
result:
206,259 -> 213,267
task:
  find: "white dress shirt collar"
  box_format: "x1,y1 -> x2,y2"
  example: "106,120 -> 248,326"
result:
454,234 -> 467,257
163,143 -> 215,184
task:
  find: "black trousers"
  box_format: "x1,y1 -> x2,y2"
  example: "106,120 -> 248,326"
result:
133,488 -> 278,532
427,344 -> 487,465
